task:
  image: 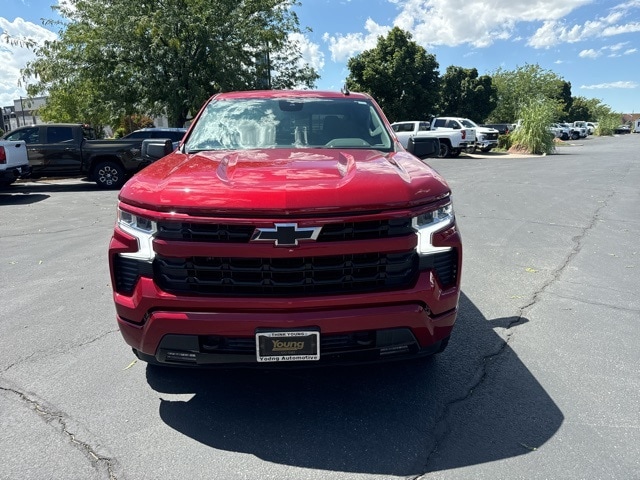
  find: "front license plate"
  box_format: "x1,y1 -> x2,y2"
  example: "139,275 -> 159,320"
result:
256,330 -> 320,362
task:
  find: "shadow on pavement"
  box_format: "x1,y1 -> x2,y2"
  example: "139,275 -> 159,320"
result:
0,179 -> 100,204
145,293 -> 563,475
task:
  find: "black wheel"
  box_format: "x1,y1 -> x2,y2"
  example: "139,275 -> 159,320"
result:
571,132 -> 579,140
438,142 -> 451,158
449,149 -> 461,157
481,147 -> 492,153
561,132 -> 569,140
94,161 -> 125,189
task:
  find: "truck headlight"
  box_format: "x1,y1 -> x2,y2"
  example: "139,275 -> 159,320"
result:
478,134 -> 486,141
117,207 -> 157,260
413,202 -> 454,254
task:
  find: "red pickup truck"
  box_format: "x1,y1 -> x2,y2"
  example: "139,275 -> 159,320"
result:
109,90 -> 462,367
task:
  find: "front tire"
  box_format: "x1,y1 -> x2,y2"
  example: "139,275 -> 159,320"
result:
94,161 -> 125,189
438,142 -> 451,158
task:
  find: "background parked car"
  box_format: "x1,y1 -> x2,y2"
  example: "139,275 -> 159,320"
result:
122,127 -> 187,150
550,123 -> 571,140
614,124 -> 631,134
479,123 -> 516,135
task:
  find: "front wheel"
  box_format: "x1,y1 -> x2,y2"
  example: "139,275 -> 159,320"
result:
481,147 -> 493,153
438,142 -> 451,158
571,132 -> 580,140
94,161 -> 125,189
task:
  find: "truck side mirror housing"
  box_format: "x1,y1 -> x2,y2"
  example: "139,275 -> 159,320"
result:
141,138 -> 173,162
407,136 -> 440,159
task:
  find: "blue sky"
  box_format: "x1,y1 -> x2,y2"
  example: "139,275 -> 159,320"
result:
2,0 -> 639,116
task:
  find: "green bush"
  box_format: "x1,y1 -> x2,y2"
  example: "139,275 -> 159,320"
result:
510,100 -> 556,155
595,114 -> 620,136
497,133 -> 512,150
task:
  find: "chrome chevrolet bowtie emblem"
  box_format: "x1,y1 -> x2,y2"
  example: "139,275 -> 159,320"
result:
251,223 -> 321,247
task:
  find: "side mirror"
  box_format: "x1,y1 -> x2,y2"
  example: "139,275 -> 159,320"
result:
141,138 -> 173,162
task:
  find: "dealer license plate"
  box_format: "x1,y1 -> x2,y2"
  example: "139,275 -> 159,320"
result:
256,330 -> 320,362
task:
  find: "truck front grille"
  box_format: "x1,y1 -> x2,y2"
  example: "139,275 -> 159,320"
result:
156,218 -> 414,243
154,251 -> 418,296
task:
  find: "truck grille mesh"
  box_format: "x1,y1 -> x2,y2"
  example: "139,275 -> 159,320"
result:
114,250 -> 458,295
156,218 -> 414,243
154,251 -> 419,296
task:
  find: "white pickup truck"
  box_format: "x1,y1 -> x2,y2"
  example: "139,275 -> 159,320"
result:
0,140 -> 30,187
432,117 -> 500,153
391,120 -> 473,157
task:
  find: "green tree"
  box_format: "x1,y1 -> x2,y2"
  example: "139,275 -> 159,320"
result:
489,64 -> 567,123
32,77 -> 112,135
567,96 -> 612,122
439,66 -> 496,122
1,31 -> 36,48
556,81 -> 573,120
346,27 -> 440,122
23,0 -> 318,127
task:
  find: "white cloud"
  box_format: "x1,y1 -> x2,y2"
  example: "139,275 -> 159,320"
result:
0,17 -> 57,107
324,18 -> 389,62
581,81 -> 638,89
323,0 -> 593,59
577,41 -> 639,60
394,0 -> 591,48
289,32 -> 324,72
579,49 -> 600,58
528,2 -> 640,48
601,22 -> 640,36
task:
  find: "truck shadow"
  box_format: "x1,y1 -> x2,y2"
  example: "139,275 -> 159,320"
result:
145,293 -> 563,475
0,179 -> 100,205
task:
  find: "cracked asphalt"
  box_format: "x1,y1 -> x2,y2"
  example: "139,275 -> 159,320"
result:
1,134 -> 638,480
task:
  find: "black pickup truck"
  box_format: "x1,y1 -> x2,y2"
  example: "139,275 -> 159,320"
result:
1,123 -> 158,188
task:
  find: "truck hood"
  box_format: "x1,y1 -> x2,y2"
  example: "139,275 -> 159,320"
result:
476,126 -> 499,134
119,148 -> 451,214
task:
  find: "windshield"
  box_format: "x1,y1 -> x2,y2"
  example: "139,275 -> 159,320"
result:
461,119 -> 478,128
185,97 -> 392,153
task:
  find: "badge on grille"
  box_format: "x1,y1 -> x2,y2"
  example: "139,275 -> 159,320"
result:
251,223 -> 321,247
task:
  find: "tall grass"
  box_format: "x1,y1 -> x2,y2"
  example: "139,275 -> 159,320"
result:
510,100 -> 556,155
595,113 -> 621,136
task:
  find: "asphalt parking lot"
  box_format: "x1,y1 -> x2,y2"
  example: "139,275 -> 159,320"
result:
1,133 -> 639,480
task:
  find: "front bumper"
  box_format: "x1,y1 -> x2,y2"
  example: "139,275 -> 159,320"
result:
114,267 -> 460,366
0,164 -> 31,181
475,140 -> 498,149
122,304 -> 458,366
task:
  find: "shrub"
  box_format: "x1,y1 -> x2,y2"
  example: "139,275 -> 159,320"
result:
595,114 -> 620,136
498,133 -> 512,150
509,100 -> 556,155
